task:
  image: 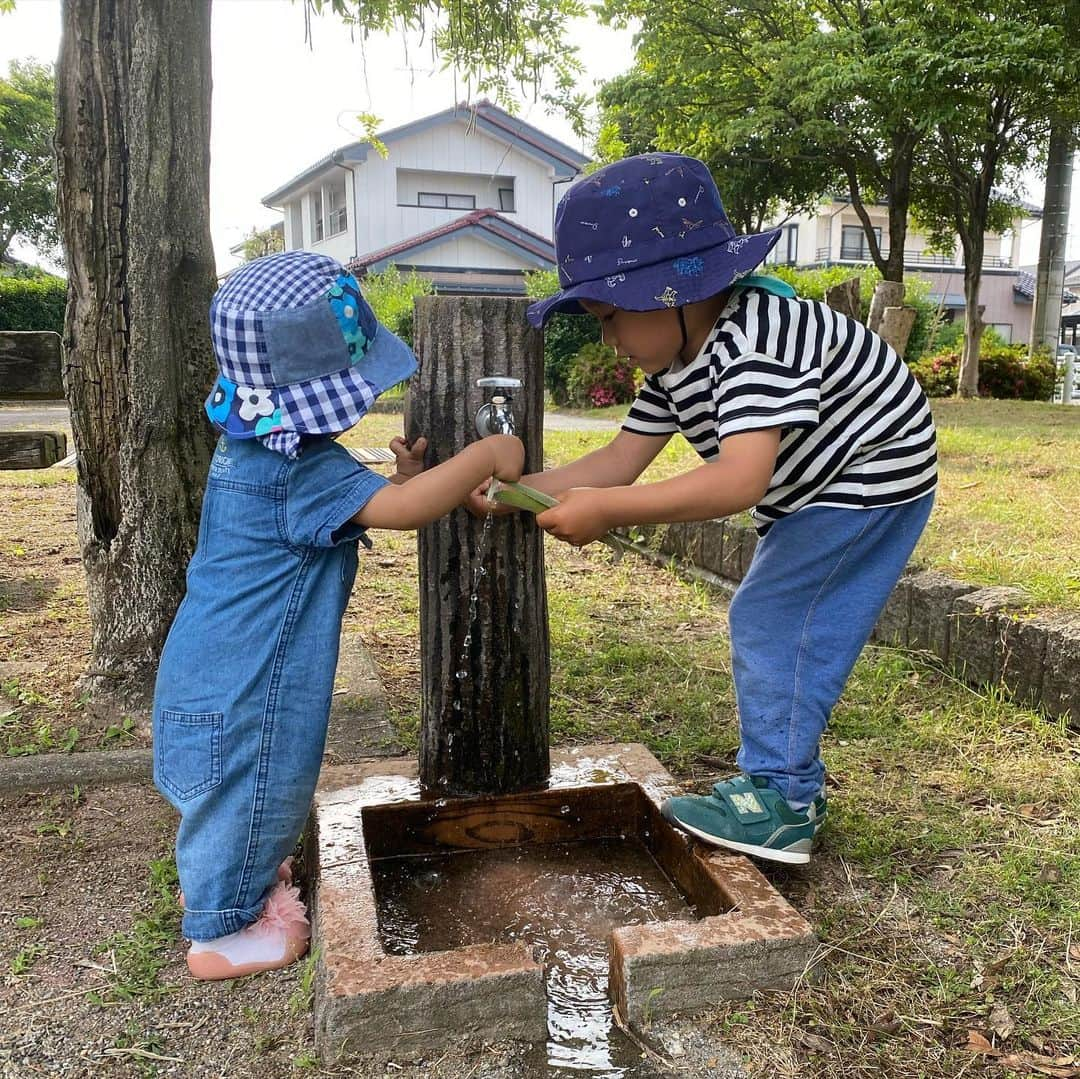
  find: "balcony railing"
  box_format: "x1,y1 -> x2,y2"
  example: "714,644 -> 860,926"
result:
815,246 -> 1011,269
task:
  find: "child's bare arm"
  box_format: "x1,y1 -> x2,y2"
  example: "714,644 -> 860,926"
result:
523,429 -> 670,493
537,429 -> 780,546
355,434 -> 524,530
466,428 -> 669,517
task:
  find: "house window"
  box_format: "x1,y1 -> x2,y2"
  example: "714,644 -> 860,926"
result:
309,178 -> 348,244
289,202 -> 303,248
498,187 -> 515,212
766,224 -> 799,266
990,322 -> 1013,343
840,225 -> 880,261
326,179 -> 348,237
418,191 -> 476,210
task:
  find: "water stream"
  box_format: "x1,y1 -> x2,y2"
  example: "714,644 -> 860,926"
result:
372,838 -> 696,1076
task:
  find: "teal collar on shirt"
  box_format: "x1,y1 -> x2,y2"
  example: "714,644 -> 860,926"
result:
731,274 -> 798,298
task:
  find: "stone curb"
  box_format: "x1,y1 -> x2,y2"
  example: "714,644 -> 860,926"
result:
0,632 -> 399,794
616,520 -> 1080,729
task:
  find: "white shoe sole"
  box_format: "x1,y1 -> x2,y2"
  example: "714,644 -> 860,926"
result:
668,816 -> 812,865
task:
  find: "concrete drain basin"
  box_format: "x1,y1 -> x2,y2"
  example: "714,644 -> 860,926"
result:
308,745 -> 816,1063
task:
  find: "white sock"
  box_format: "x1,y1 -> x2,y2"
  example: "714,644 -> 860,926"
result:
189,924 -> 288,966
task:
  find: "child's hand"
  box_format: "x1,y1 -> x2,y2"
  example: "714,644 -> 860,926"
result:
485,434 -> 525,484
464,478 -> 517,518
536,488 -> 611,547
390,435 -> 427,480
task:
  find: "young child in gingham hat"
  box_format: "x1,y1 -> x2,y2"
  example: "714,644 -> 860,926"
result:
486,152 -> 936,864
154,250 -> 524,979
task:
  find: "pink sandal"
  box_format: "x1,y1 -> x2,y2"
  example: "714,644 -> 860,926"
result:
186,880 -> 311,980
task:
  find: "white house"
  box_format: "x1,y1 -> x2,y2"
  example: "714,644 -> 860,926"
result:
261,100 -> 590,294
764,197 -> 1042,343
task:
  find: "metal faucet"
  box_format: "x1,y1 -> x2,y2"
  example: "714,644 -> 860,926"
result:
475,376 -> 522,437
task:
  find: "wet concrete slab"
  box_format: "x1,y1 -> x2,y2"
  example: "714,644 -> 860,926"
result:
309,744 -> 816,1065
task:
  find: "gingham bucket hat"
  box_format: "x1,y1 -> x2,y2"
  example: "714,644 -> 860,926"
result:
205,250 -> 416,457
527,152 -> 784,327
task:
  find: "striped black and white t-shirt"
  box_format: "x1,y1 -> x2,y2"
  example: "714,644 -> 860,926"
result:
623,286 -> 937,533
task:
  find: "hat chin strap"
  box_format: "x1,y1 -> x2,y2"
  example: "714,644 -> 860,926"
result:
676,307 -> 689,363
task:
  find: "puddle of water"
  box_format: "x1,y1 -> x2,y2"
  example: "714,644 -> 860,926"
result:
372,837 -> 696,1076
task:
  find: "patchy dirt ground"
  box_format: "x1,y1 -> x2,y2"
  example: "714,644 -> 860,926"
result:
2,466 -> 1078,1078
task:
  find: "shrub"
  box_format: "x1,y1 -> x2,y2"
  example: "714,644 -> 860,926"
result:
525,268 -> 602,404
358,264 -> 434,349
0,274 -> 67,333
908,344 -> 1057,400
566,341 -> 638,408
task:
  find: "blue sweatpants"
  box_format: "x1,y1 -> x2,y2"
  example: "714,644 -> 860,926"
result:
729,493 -> 934,807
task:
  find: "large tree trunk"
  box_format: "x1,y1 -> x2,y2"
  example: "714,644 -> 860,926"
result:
1030,124 -> 1074,355
408,296 -> 550,795
54,0 -> 217,715
957,235 -> 986,397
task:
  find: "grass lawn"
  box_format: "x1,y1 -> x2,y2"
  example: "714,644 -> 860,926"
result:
0,408 -> 1077,1076
540,399 -> 1080,609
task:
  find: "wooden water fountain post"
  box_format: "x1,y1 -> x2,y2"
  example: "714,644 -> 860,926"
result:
406,296 -> 550,794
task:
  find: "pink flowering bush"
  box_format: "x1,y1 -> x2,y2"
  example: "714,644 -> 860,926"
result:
908,345 -> 1056,400
566,343 -> 640,408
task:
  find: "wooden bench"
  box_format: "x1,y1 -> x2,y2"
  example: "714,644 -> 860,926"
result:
0,431 -> 68,470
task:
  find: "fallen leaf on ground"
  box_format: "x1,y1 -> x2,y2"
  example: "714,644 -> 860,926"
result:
989,1001 -> 1015,1041
997,1051 -> 1079,1077
966,1030 -> 999,1056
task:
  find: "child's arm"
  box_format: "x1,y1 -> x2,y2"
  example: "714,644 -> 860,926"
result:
523,429 -> 670,493
355,434 -> 524,531
466,428 -> 669,517
536,429 -> 780,547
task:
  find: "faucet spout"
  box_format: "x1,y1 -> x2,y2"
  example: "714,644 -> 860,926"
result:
475,377 -> 523,438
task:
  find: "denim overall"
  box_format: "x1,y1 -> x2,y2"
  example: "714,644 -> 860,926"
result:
153,436 -> 386,941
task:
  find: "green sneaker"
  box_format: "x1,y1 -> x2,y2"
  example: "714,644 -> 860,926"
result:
661,774 -> 826,865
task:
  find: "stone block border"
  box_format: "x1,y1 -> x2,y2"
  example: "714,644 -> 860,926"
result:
616,520 -> 1080,729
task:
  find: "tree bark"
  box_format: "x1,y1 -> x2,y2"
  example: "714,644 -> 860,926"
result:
408,296 -> 550,795
1029,124 -> 1074,356
824,277 -> 862,321
54,0 -> 217,715
868,279 -> 906,335
878,305 -> 918,358
957,234 -> 986,397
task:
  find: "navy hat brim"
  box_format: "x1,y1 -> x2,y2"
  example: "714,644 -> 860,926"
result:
527,226 -> 783,328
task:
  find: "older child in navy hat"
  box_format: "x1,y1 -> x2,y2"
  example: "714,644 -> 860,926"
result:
154,250 -> 523,979
514,153 -> 936,864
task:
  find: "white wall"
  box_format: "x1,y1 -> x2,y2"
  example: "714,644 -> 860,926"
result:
398,233 -> 531,270
352,119 -> 561,256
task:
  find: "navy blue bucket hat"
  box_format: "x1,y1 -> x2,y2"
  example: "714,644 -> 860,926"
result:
206,250 -> 417,457
527,153 -> 783,328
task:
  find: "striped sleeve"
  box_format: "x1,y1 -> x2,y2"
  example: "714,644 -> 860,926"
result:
623,374 -> 679,436
714,291 -> 825,443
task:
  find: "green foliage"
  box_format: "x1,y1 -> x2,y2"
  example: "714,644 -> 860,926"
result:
566,341 -> 638,407
596,66 -> 826,234
309,0 -> 590,135
909,344 -> 1057,400
239,224 -> 284,262
358,264 -> 434,348
0,273 -> 66,332
525,267 -> 602,403
0,60 -> 58,261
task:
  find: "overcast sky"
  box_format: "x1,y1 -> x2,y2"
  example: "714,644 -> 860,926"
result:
2,0 -> 636,271
3,0 -> 1074,272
